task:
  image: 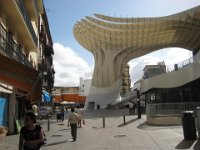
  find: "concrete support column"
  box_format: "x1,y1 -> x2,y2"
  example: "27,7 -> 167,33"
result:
83,47 -> 124,110
84,79 -> 122,109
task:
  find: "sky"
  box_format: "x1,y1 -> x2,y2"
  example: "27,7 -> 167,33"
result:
43,0 -> 200,87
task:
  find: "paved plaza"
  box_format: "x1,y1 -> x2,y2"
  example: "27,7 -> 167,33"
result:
0,115 -> 200,150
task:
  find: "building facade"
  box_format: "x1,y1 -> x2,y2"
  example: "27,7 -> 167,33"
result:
131,50 -> 200,105
38,8 -> 55,94
53,87 -> 86,106
143,61 -> 166,79
53,78 -> 92,106
120,64 -> 131,96
0,0 -> 54,134
79,78 -> 92,96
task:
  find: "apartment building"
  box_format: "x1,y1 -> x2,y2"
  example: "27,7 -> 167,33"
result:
0,0 -> 54,134
120,64 -> 131,96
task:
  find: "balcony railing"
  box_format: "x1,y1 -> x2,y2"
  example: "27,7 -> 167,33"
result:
33,0 -> 39,13
0,23 -> 33,68
14,0 -> 38,45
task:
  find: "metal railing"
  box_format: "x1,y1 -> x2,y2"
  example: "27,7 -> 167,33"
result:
166,57 -> 193,72
33,0 -> 39,13
0,23 -> 33,68
146,102 -> 200,118
14,0 -> 38,45
111,91 -> 137,107
143,57 -> 194,80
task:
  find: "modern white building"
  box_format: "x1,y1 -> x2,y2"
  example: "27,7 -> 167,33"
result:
79,78 -> 92,96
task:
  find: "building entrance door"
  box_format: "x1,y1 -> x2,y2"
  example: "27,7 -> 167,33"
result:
88,102 -> 95,110
0,97 -> 8,126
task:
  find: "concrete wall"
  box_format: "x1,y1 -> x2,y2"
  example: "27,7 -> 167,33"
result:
84,79 -> 122,109
79,78 -> 91,96
147,117 -> 182,126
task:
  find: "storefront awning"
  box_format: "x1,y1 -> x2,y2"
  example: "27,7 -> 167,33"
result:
0,54 -> 42,102
42,90 -> 52,102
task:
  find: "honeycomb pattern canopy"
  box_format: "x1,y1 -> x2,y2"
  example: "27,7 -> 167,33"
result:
74,6 -> 200,57
73,6 -> 200,109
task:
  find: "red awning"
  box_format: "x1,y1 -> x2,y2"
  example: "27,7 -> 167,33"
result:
0,54 -> 42,101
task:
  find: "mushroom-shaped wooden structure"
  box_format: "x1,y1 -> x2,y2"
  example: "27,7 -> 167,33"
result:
73,6 -> 200,109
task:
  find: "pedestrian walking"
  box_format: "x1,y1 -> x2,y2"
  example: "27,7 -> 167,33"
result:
32,104 -> 39,120
76,106 -> 85,128
60,106 -> 65,122
18,112 -> 45,150
68,108 -> 79,142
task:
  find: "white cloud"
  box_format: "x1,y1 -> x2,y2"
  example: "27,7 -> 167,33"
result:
53,43 -> 93,87
53,43 -> 192,88
129,48 -> 192,86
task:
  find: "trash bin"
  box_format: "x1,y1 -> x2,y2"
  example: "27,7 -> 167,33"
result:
182,111 -> 197,140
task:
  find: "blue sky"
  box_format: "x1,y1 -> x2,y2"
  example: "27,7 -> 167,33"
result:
43,0 -> 200,86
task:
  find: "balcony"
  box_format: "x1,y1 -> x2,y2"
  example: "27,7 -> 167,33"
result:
23,0 -> 39,21
44,45 -> 54,56
14,0 -> 38,46
0,24 -> 33,68
33,0 -> 39,14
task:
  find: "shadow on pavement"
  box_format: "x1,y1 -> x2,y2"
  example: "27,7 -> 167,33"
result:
175,139 -> 196,149
43,139 -> 74,147
118,118 -> 138,127
58,128 -> 70,131
137,122 -> 147,129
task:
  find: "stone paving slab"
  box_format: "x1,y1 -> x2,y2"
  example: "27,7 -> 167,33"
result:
0,115 -> 200,150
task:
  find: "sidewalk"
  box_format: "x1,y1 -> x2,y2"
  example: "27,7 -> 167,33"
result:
0,115 -> 199,150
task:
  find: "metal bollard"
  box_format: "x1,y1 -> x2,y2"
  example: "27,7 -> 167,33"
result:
123,115 -> 126,124
103,117 -> 105,128
47,115 -> 50,131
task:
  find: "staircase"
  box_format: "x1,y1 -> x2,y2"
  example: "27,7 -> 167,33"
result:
110,91 -> 137,108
